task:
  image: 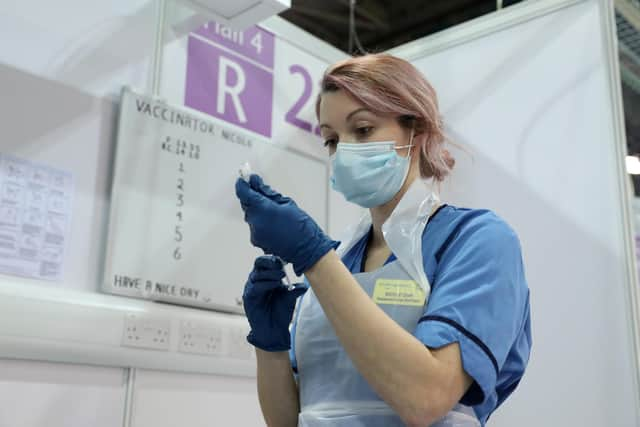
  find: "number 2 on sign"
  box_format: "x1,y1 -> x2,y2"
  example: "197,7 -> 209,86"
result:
285,65 -> 321,137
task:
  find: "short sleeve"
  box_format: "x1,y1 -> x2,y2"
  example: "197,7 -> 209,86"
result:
413,212 -> 529,407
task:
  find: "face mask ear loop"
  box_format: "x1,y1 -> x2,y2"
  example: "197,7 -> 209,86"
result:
407,127 -> 415,163
396,127 -> 415,188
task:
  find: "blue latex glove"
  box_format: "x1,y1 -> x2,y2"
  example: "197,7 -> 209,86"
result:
243,255 -> 308,352
235,174 -> 339,276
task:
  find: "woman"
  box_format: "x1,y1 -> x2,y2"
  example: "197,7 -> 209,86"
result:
235,53 -> 531,427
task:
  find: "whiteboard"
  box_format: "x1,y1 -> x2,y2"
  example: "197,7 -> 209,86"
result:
103,87 -> 328,313
390,0 -> 640,425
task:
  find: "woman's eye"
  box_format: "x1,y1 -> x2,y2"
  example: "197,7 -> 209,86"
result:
355,126 -> 373,137
323,139 -> 337,148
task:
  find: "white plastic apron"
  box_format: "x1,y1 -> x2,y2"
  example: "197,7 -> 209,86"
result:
294,179 -> 480,426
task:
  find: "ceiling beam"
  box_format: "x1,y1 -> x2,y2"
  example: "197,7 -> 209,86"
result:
293,4 -> 380,30
359,0 -> 493,48
616,0 -> 640,30
282,11 -> 347,47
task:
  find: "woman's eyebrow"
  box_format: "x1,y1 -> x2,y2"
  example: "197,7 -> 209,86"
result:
319,108 -> 372,129
345,108 -> 371,121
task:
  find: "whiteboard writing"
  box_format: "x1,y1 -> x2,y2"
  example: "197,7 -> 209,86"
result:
134,98 -> 216,135
112,274 -> 200,300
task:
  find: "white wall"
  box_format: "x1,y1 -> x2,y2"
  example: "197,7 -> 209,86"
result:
0,360 -> 127,427
0,2 -> 149,424
129,369 -> 262,427
0,62 -> 119,293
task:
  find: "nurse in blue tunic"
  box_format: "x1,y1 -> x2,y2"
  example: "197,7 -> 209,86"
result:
235,53 -> 531,427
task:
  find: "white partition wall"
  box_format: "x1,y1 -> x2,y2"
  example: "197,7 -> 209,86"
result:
390,0 -> 640,425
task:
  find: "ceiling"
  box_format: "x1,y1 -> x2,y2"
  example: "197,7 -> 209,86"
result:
280,0 -> 524,54
617,6 -> 640,194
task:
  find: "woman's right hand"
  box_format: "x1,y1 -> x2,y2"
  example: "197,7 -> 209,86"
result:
243,255 -> 308,352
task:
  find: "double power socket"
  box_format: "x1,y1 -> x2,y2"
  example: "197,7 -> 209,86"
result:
121,313 -> 253,359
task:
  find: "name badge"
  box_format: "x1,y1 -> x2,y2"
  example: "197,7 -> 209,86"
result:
372,279 -> 426,306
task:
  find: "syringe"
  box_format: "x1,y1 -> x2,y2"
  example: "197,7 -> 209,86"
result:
239,162 -> 295,291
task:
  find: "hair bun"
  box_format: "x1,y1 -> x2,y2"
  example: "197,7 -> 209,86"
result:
443,149 -> 456,170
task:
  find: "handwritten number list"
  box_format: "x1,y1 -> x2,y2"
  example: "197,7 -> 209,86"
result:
160,136 -> 200,262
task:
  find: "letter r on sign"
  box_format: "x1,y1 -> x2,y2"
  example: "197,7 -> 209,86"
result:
185,35 -> 273,137
217,56 -> 247,123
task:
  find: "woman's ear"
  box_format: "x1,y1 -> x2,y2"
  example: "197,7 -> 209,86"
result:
413,136 -> 436,178
411,131 -> 428,153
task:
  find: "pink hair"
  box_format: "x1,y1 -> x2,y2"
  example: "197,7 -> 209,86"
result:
315,53 -> 454,181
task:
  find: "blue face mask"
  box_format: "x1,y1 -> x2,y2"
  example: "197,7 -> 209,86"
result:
330,136 -> 413,208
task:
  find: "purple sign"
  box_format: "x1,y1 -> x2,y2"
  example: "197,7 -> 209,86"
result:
193,22 -> 275,69
185,24 -> 275,138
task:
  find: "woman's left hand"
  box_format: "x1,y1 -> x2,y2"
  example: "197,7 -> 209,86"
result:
235,174 -> 340,276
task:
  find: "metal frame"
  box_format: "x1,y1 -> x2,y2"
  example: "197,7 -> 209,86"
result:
600,0 -> 640,422
152,0 -> 168,96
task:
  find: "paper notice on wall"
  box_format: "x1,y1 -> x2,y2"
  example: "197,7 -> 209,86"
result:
0,154 -> 73,281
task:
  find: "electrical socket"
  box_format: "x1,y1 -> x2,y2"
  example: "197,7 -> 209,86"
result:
122,313 -> 171,351
178,320 -> 224,356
